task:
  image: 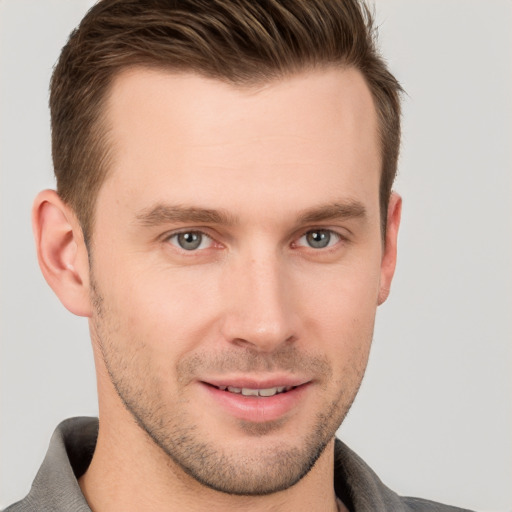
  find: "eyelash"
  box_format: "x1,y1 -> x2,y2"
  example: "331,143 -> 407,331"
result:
165,228 -> 345,253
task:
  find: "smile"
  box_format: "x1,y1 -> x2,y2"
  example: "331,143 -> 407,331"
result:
201,380 -> 310,423
216,385 -> 294,397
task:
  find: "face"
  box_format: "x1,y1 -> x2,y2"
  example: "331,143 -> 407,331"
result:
88,67 -> 394,495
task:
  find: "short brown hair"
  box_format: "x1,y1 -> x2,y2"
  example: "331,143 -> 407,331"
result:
50,0 -> 402,240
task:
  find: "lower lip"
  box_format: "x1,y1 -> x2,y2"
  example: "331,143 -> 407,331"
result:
200,383 -> 309,423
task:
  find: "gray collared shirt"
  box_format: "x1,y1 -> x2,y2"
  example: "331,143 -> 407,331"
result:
4,417 -> 474,512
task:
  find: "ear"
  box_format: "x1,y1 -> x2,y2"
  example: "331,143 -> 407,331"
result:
32,189 -> 92,317
378,192 -> 402,305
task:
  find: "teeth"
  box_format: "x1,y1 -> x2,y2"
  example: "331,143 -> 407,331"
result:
221,386 -> 293,397
241,388 -> 259,396
258,387 -> 278,397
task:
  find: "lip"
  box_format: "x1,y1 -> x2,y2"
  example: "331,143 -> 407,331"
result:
199,376 -> 311,423
204,375 -> 309,390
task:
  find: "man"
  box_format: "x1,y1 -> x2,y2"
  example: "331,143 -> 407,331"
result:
3,1 -> 476,511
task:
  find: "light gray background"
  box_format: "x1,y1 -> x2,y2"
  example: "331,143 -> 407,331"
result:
1,1 -> 511,510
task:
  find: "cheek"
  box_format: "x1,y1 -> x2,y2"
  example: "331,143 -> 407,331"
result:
292,257 -> 380,377
102,263 -> 224,357
296,257 -> 381,326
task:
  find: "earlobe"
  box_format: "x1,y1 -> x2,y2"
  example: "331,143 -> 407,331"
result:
33,190 -> 92,317
378,192 -> 402,305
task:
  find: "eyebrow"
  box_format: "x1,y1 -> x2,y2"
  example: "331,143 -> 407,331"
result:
135,204 -> 237,227
135,200 -> 367,228
297,201 -> 367,224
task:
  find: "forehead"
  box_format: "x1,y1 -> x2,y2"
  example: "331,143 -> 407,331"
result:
98,66 -> 380,224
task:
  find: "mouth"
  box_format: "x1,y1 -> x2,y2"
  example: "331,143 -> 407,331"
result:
199,378 -> 311,423
207,383 -> 296,397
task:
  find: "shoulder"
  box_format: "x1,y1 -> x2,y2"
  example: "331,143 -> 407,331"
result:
2,418 -> 97,512
401,497 -> 474,512
3,498 -> 33,512
334,439 -> 475,512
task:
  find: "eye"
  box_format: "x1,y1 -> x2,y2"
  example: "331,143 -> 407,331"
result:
168,231 -> 213,251
297,229 -> 341,249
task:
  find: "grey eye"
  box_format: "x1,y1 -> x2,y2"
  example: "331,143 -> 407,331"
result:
304,230 -> 332,249
173,232 -> 206,251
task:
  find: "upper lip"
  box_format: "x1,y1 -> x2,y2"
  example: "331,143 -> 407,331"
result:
201,375 -> 311,389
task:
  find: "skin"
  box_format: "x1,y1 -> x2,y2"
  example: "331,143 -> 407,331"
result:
33,67 -> 401,512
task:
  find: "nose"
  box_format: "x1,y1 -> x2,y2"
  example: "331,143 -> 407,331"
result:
219,249 -> 298,352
